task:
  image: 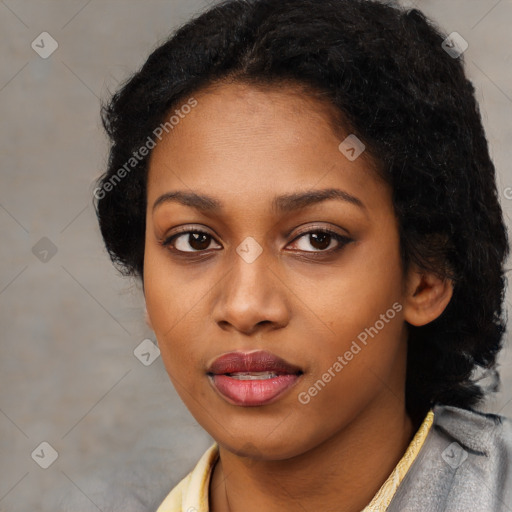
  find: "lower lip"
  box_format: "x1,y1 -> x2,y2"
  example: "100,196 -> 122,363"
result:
209,374 -> 301,406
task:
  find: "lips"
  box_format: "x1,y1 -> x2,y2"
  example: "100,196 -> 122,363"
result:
208,350 -> 302,375
207,350 -> 303,406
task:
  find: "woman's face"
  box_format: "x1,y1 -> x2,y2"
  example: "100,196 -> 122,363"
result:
144,82 -> 412,460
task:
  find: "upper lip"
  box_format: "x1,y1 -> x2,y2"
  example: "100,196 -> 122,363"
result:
207,350 -> 302,375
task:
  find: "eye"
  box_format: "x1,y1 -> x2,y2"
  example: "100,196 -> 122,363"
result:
288,228 -> 352,253
161,226 -> 352,255
162,229 -> 221,253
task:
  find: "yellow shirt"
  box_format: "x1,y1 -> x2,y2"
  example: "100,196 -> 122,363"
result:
156,410 -> 435,512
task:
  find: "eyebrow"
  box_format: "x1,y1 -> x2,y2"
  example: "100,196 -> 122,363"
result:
152,188 -> 366,214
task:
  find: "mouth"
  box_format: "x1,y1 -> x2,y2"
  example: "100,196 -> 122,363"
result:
224,371 -> 285,380
207,350 -> 303,406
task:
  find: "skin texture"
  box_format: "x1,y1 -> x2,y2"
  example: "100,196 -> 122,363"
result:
144,82 -> 453,512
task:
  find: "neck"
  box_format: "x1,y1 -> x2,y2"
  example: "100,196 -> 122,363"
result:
210,393 -> 416,512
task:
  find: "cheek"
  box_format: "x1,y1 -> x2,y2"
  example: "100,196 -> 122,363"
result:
295,229 -> 403,345
143,243 -> 194,370
143,240 -> 223,394
346,227 -> 403,322
143,235 -> 208,334
293,296 -> 406,443
292,226 -> 406,392
144,271 -> 206,408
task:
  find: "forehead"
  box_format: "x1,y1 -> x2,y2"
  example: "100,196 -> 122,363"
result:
146,81 -> 389,215
163,80 -> 350,147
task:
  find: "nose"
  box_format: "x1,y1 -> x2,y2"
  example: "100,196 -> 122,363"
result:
211,249 -> 290,335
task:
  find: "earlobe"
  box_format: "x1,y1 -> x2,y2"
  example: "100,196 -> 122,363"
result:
403,268 -> 454,327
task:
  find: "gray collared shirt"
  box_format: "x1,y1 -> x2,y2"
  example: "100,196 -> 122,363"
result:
388,404 -> 512,511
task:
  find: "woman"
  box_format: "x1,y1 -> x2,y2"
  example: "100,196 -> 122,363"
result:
95,0 -> 512,510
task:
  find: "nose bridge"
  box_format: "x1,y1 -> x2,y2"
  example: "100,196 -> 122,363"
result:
228,238 -> 273,305
213,238 -> 288,332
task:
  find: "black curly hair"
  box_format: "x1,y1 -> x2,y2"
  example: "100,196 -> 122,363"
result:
94,0 -> 509,424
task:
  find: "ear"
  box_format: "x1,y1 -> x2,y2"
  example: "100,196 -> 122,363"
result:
403,265 -> 453,327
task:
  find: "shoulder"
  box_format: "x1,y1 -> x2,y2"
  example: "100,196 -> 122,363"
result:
433,402 -> 511,436
154,472 -> 192,512
388,404 -> 512,511
156,443 -> 219,512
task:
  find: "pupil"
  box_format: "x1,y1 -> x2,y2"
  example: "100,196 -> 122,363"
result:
190,232 -> 210,250
311,232 -> 330,250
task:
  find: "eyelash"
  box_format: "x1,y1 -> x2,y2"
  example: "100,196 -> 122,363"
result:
160,226 -> 352,256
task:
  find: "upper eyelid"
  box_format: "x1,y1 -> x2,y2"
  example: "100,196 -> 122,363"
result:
163,228 -> 218,245
165,224 -> 345,240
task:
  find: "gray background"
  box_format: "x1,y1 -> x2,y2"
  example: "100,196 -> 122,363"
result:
1,1 -> 511,511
